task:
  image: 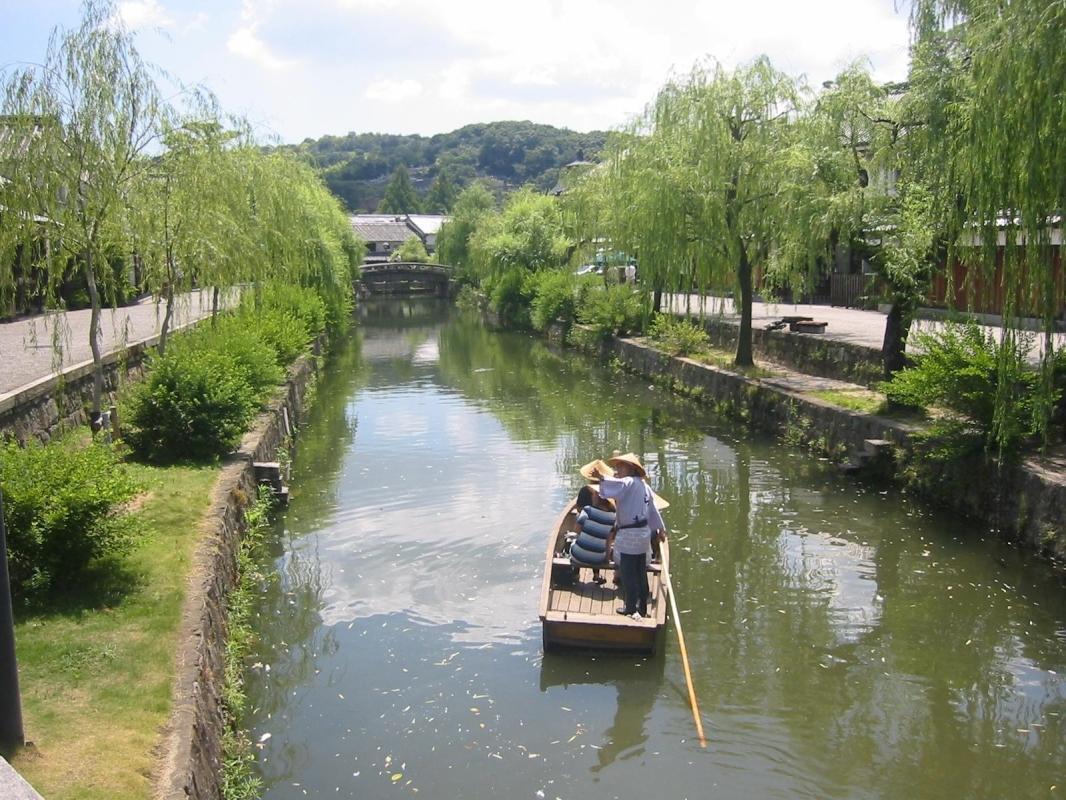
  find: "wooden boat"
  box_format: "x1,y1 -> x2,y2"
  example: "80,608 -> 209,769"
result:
539,501 -> 669,654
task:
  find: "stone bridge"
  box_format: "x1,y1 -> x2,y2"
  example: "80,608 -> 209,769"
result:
357,262 -> 455,297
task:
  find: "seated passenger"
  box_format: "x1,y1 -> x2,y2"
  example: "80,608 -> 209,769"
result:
571,475 -> 616,585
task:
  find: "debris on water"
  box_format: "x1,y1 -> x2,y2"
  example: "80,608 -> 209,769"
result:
258,733 -> 272,743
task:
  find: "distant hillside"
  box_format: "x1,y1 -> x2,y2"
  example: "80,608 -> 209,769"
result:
287,120 -> 608,212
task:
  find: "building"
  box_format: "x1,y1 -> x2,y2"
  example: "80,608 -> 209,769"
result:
349,213 -> 450,264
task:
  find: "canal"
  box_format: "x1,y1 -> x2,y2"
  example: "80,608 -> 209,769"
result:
243,299 -> 1066,799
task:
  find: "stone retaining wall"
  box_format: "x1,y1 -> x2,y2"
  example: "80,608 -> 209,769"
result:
0,319 -> 200,445
153,350 -> 318,800
697,316 -> 885,387
601,334 -> 1066,565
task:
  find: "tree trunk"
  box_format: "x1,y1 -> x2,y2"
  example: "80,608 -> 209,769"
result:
212,285 -> 220,325
734,246 -> 754,367
158,280 -> 175,356
882,301 -> 910,379
653,288 -> 663,314
83,254 -> 105,425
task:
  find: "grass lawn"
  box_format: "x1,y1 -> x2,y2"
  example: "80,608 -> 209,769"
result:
9,460 -> 219,800
809,387 -> 887,415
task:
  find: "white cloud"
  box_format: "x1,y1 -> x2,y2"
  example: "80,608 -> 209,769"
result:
227,26 -> 297,71
365,78 -> 424,103
118,0 -> 174,30
227,0 -> 299,72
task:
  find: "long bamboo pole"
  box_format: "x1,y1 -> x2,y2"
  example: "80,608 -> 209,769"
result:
663,547 -> 706,747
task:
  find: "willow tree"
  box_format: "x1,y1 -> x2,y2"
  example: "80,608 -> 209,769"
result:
0,0 -> 162,422
792,65 -> 940,378
436,181 -> 496,275
468,187 -> 570,278
579,58 -> 803,366
911,0 -> 1066,445
129,113 -> 247,353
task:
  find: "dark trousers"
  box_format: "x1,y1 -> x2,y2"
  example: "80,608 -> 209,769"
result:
618,552 -> 648,615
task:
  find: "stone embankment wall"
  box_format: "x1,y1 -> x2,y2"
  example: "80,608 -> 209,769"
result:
154,350 -> 318,800
698,317 -> 885,387
598,334 -> 1066,565
0,320 -> 200,445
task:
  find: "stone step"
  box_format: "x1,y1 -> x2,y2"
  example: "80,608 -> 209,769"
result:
792,320 -> 828,334
863,438 -> 894,456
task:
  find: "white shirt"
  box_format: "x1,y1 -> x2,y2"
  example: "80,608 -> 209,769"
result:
598,475 -> 665,555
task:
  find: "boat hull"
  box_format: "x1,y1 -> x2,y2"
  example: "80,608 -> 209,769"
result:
539,502 -> 669,655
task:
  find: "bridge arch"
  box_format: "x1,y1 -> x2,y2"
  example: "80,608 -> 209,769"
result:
356,262 -> 456,297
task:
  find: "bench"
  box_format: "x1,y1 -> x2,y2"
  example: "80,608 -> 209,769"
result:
793,320 -> 828,333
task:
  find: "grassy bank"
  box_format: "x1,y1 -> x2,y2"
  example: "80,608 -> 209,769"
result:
10,460 -> 219,800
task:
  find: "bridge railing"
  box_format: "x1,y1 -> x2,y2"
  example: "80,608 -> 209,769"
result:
359,262 -> 455,276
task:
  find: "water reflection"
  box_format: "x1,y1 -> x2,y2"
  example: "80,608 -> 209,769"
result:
243,298 -> 1066,800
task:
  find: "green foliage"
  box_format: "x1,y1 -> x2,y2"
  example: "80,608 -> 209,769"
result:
469,188 -> 571,278
376,164 -> 421,213
883,323 -> 1045,455
578,284 -> 646,337
237,283 -> 326,366
423,170 -> 457,213
125,346 -> 258,462
391,235 -> 430,263
528,269 -> 577,332
196,317 -> 283,397
485,268 -> 533,329
0,439 -> 140,599
569,58 -> 802,365
648,314 -> 710,356
436,181 -> 497,279
256,283 -> 328,338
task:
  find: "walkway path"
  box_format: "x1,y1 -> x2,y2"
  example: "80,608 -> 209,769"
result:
0,290 -> 221,395
664,294 -> 1066,358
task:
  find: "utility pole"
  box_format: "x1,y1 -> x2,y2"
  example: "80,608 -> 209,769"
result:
0,488 -> 25,752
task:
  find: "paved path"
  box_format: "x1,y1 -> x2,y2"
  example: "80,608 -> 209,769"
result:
664,294 -> 1066,359
0,290 -> 221,395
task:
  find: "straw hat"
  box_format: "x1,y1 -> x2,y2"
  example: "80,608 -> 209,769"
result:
606,452 -> 647,479
579,459 -> 614,481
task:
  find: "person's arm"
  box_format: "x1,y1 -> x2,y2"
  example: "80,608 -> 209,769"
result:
594,473 -> 629,500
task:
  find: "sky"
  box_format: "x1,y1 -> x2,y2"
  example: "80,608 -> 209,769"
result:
0,0 -> 913,144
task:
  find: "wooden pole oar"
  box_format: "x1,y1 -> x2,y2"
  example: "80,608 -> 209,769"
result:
662,546 -> 707,747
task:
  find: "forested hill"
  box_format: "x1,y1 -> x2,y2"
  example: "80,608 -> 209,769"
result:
286,120 -> 608,212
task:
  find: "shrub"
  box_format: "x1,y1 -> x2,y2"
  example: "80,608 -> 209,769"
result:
0,439 -> 139,598
390,235 -> 430,263
883,322 -> 1040,454
529,269 -> 577,332
486,268 -> 534,329
125,347 -> 257,461
194,317 -> 282,398
578,284 -> 646,337
255,283 -> 327,338
648,314 -> 710,356
244,310 -> 314,367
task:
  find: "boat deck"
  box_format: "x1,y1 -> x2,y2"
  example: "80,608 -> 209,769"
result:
546,566 -> 663,623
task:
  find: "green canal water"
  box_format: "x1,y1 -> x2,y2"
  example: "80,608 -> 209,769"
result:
243,299 -> 1066,799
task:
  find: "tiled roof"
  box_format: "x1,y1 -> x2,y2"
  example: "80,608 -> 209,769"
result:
350,215 -> 414,244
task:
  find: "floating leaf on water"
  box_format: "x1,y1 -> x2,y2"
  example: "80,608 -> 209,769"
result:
392,773 -> 403,782
259,733 -> 272,743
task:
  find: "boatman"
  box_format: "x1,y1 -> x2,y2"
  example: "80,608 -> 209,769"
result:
591,453 -> 666,619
